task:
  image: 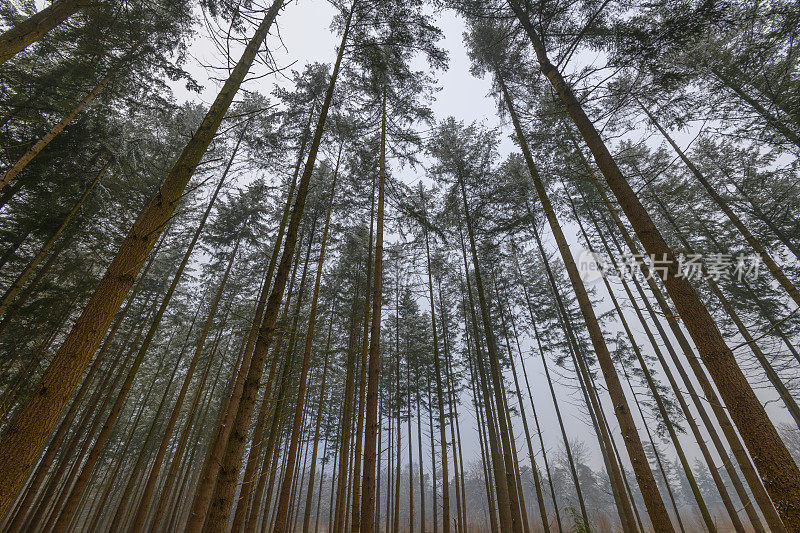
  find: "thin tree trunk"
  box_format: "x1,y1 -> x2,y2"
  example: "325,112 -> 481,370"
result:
407,363 -> 415,533
52,240 -> 240,532
571,159 -> 770,533
303,303 -> 337,533
0,76 -> 111,193
465,333 -> 499,533
620,356 -> 688,533
333,283 -> 364,533
0,160 -> 107,318
576,137 -> 786,533
245,222 -> 313,533
128,259 -> 236,532
359,86 -> 387,533
499,75 -> 668,530
1,247 -> 158,533
421,186 -> 451,533
107,304 -> 204,530
561,176 -> 734,532
459,237 -> 514,533
416,388 -> 427,533
351,171 -> 376,533
494,285 -> 550,533
0,3 -> 284,513
273,146 -> 340,533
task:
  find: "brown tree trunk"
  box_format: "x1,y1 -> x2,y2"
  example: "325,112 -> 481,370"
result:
498,75 -> 672,531
273,148 -> 340,532
0,0 -> 92,65
351,171 -> 376,533
333,282 -> 364,533
0,2 -> 284,514
302,302 -> 337,533
421,186 -> 451,533
127,261 -> 236,532
0,76 -> 110,193
191,7 -> 351,529
574,136 -> 787,533
358,87 -> 387,533
570,158 -> 769,533
0,160 -> 107,318
561,176 -> 734,532
52,241 -> 240,532
493,284 -> 550,533
507,3 -> 800,525
107,305 -> 204,530
459,236 -> 514,533
1,245 -> 158,533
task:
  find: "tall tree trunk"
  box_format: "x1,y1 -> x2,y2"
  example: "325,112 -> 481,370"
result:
570,159 -> 770,533
438,288 -> 468,533
506,3 -> 800,525
458,184 -> 525,533
561,176 -> 737,532
273,148 -> 340,533
512,254 -> 572,533
416,387 -> 427,533
359,86 -> 387,533
189,7 -> 352,530
127,262 -> 236,532
107,304 -> 204,530
459,237 -> 514,533
407,363 -> 416,533
0,0 -> 92,65
351,172 -> 376,533
464,327 -> 499,533
652,200 -> 800,430
333,283 -> 364,533
619,355 -> 688,533
52,241 -> 240,532
493,284 -> 550,533
244,220 -> 313,533
0,76 -> 110,193
0,160 -> 107,317
575,136 -> 787,533
421,186 -> 451,533
0,3 -> 284,514
303,303 -> 337,533
498,75 -> 671,531
1,244 -> 159,533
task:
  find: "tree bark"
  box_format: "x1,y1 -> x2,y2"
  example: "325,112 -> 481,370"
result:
499,75 -> 671,531
359,86 -> 387,533
0,75 -> 110,193
421,186 -> 451,533
506,3 -> 800,526
0,3 -> 283,514
0,0 -> 92,65
273,147 -> 340,533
